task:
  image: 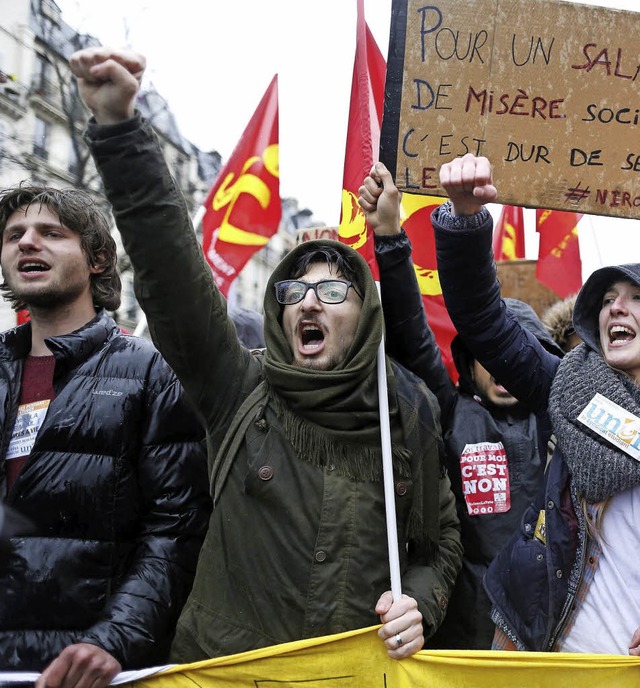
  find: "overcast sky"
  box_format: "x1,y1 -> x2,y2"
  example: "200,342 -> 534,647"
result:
55,0 -> 640,278
55,0 -> 393,224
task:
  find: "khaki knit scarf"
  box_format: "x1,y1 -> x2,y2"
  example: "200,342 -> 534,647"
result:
212,239 -> 441,551
262,239 -> 411,479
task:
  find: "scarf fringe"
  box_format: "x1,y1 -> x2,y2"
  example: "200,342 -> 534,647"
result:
280,405 -> 412,481
283,406 -> 432,551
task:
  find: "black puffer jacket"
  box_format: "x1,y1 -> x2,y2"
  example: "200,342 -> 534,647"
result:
0,310 -> 211,671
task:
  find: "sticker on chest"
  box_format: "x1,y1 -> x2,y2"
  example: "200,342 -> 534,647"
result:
6,399 -> 50,460
460,441 -> 511,515
577,392 -> 640,461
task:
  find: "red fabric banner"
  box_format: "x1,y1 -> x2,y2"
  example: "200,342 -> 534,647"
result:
493,205 -> 525,261
201,75 -> 281,297
536,209 -> 583,298
338,0 -> 457,380
337,0 -> 385,280
400,194 -> 457,382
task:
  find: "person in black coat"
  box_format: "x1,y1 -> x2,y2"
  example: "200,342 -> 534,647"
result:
360,162 -> 563,649
0,185 -> 211,686
229,307 -> 266,349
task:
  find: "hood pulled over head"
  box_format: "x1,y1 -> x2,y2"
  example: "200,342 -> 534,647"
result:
262,239 -> 381,368
573,264 -> 640,352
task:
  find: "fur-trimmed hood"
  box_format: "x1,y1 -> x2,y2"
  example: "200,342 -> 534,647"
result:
541,295 -> 578,353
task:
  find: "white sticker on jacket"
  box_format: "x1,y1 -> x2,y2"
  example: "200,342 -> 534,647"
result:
460,441 -> 511,515
5,400 -> 50,460
577,392 -> 640,461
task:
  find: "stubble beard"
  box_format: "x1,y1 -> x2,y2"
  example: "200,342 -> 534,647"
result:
4,276 -> 87,312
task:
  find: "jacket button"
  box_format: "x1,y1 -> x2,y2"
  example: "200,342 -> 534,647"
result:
396,482 -> 408,496
315,550 -> 327,563
555,569 -> 563,578
524,523 -> 532,532
258,465 -> 273,480
536,553 -> 543,561
547,500 -> 555,510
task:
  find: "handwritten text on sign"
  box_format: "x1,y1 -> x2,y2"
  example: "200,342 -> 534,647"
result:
381,0 -> 640,218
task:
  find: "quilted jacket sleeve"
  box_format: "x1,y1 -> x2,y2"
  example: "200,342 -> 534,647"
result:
432,205 -> 560,413
80,350 -> 211,668
375,229 -> 457,428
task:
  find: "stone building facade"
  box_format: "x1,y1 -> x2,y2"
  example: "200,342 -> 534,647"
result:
0,0 -> 313,334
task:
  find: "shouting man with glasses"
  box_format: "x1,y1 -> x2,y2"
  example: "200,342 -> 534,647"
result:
70,46 -> 462,665
276,253 -> 363,370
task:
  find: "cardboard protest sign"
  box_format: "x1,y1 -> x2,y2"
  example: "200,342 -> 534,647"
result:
380,0 -> 640,218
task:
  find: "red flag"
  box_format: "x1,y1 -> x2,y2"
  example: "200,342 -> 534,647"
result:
338,0 -> 457,380
536,209 -> 583,298
337,0 -> 385,279
493,205 -> 525,261
400,194 -> 458,382
201,76 -> 280,297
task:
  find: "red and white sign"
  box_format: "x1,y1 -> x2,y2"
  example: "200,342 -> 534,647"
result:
460,441 -> 511,516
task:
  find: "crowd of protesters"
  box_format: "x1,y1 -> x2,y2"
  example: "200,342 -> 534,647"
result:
1,42 -> 639,688
360,162 -> 564,649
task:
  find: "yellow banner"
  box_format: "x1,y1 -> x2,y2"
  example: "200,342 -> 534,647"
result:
130,626 -> 640,688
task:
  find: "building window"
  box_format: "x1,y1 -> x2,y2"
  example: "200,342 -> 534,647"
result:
0,122 -> 6,169
33,53 -> 52,97
68,141 -> 79,176
33,117 -> 49,160
41,0 -> 62,25
174,155 -> 185,187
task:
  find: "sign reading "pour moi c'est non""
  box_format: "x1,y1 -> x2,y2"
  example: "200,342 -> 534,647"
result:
380,0 -> 640,218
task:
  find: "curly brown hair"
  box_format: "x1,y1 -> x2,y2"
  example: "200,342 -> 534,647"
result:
0,184 -> 121,311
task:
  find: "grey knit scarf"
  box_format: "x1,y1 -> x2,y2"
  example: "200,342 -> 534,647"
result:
549,344 -> 640,502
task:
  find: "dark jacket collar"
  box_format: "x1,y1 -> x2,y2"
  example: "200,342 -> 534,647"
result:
0,309 -> 117,365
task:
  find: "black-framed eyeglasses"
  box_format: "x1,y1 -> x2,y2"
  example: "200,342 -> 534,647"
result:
274,279 -> 362,305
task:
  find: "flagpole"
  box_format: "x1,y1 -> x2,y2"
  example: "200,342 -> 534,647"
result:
191,204 -> 206,229
337,0 -> 403,601
132,205 -> 205,337
376,283 -> 402,601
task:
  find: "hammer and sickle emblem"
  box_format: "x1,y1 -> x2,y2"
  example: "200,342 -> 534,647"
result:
212,144 -> 279,246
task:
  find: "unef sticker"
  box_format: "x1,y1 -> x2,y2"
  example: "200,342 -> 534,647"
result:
577,393 -> 640,461
460,441 -> 511,516
5,400 -> 50,460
